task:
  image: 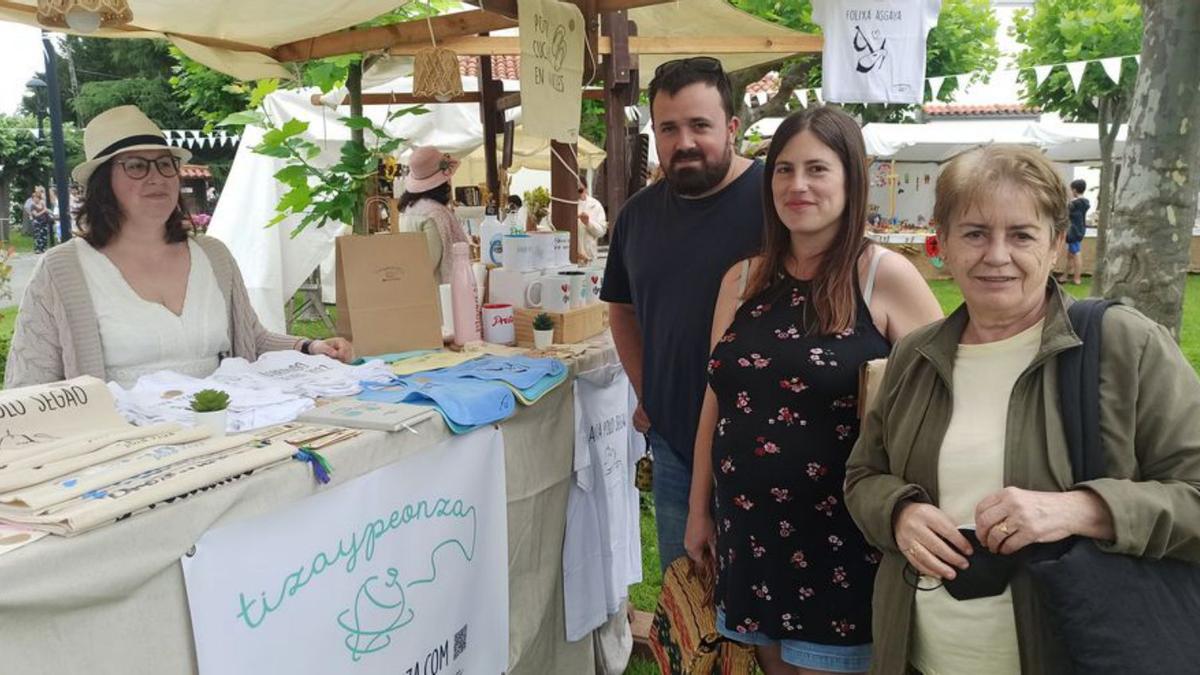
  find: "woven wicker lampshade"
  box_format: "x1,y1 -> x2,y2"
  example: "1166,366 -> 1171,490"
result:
37,0 -> 132,32
412,46 -> 464,103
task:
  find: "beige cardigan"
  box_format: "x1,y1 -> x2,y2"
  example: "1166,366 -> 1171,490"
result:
4,235 -> 300,389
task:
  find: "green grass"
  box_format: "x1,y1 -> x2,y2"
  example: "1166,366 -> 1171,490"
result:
5,232 -> 35,254
624,655 -> 661,674
630,493 -> 662,613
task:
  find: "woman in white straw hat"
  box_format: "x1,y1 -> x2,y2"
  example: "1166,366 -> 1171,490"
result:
398,145 -> 469,285
4,105 -> 354,389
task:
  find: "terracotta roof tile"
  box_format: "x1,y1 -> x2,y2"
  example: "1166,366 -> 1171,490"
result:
922,103 -> 1040,117
458,55 -> 521,80
179,164 -> 211,179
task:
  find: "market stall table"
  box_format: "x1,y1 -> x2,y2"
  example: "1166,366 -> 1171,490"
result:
0,338 -> 621,675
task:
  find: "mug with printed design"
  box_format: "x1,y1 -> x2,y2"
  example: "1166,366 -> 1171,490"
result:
529,232 -> 557,270
586,267 -> 604,304
481,303 -> 516,345
502,234 -> 537,271
526,274 -> 574,312
553,231 -> 572,268
560,270 -> 588,309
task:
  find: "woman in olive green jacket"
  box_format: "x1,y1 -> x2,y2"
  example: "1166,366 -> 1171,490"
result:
845,146 -> 1200,675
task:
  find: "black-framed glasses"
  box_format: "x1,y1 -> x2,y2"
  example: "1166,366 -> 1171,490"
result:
654,56 -> 724,79
113,156 -> 180,180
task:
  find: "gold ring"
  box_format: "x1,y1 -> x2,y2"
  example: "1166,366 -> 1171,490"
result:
999,521 -> 1010,535
905,543 -> 921,555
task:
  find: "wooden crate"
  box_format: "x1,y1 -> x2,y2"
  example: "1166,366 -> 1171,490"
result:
514,303 -> 609,346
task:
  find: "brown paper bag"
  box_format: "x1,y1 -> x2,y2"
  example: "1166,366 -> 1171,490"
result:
335,232 -> 443,356
857,358 -> 888,419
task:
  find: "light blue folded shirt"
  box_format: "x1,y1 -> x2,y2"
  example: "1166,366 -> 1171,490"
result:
357,377 -> 516,430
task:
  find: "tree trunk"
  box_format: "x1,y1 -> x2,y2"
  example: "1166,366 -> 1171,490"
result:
1098,0 -> 1200,338
0,183 -> 10,243
347,60 -> 368,236
1091,98 -> 1116,290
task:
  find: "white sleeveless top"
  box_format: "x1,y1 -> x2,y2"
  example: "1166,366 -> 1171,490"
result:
76,238 -> 231,388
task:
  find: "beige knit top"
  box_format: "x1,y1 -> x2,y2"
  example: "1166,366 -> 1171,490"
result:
4,235 -> 301,389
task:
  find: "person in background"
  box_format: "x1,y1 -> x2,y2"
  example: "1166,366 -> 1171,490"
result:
845,145 -> 1200,674
505,194 -> 523,219
1063,178 -> 1089,285
398,146 -> 469,285
576,181 -> 607,264
5,105 -> 353,389
29,188 -> 52,254
687,107 -> 942,674
602,56 -> 765,572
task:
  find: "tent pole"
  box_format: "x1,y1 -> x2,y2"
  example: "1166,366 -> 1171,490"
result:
602,10 -> 633,218
479,54 -> 503,209
347,59 -> 369,235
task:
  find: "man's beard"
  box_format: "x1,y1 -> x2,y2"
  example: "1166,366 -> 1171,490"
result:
665,142 -> 733,197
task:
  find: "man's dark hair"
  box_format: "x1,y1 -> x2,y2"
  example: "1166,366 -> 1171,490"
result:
1070,179 -> 1086,195
648,57 -> 735,122
78,160 -> 190,248
507,194 -> 522,209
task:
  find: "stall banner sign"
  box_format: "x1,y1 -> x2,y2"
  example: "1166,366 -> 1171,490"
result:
182,428 -> 509,675
518,0 -> 585,143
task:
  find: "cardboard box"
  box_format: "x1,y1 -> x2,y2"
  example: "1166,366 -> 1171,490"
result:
514,304 -> 609,346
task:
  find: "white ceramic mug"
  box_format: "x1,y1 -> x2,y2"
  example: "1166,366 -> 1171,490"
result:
525,275 -> 574,312
481,303 -> 516,345
502,234 -> 537,271
529,232 -> 557,270
558,270 -> 589,309
553,231 -> 572,267
585,267 -> 604,304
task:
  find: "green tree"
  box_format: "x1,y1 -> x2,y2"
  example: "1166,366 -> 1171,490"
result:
1012,0 -> 1143,288
728,0 -> 999,131
72,78 -> 197,128
169,47 -> 250,132
1098,0 -> 1200,335
0,114 -> 82,234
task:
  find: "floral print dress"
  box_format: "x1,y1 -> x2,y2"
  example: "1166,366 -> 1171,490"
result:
708,273 -> 889,645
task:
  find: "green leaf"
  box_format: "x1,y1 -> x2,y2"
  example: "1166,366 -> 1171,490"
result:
266,212 -> 290,228
273,165 -> 309,185
278,183 -> 312,213
248,79 -> 280,109
340,116 -> 375,130
218,110 -> 266,127
253,142 -> 295,159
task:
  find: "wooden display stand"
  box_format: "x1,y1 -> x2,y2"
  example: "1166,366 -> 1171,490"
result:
514,304 -> 609,347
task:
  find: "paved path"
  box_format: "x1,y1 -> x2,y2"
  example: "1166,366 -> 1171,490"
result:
4,252 -> 38,309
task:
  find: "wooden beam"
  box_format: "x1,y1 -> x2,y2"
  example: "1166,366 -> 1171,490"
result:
479,55 -> 503,206
389,34 -> 822,56
275,9 -> 515,63
551,140 -> 581,262
463,0 -> 674,16
603,10 -> 631,216
334,90 -> 607,106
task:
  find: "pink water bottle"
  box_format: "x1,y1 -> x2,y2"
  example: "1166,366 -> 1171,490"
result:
450,242 -> 482,345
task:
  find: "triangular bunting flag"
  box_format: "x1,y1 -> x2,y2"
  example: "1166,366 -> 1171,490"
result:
794,89 -> 808,108
1101,57 -> 1123,85
230,135 -> 241,145
1066,61 -> 1087,92
814,89 -> 824,106
928,76 -> 945,99
1033,65 -> 1053,88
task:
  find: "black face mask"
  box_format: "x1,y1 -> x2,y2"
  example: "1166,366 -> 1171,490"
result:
942,528 -> 1019,600
903,528 -> 1019,601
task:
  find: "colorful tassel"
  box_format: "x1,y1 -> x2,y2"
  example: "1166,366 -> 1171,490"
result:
293,448 -> 333,484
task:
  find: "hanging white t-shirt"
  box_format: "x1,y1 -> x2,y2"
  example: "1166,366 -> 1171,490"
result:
563,363 -> 643,642
812,0 -> 941,104
76,238 -> 231,388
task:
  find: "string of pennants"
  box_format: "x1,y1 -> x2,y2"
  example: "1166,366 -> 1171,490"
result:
743,53 -> 1141,108
161,129 -> 241,150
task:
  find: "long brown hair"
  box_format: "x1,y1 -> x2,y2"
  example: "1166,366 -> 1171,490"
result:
744,106 -> 869,334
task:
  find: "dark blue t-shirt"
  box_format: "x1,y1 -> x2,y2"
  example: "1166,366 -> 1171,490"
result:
601,161 -> 765,462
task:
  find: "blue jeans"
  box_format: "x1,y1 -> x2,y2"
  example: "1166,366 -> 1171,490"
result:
648,430 -> 691,573
717,607 -> 873,673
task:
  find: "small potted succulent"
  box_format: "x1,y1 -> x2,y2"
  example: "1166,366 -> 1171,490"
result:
190,389 -> 231,436
532,312 -> 555,349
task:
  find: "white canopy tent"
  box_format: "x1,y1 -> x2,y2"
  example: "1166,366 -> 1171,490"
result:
207,80 -> 488,333
861,120 -> 1041,162
1022,122 -> 1129,164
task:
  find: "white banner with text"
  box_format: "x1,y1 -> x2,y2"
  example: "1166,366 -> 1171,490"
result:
182,428 -> 508,675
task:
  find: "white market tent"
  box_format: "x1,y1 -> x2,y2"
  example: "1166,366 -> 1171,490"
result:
1022,121 -> 1129,164
861,120 -> 1041,163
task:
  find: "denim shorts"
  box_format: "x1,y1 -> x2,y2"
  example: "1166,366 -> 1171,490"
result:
1067,240 -> 1082,254
716,607 -> 872,673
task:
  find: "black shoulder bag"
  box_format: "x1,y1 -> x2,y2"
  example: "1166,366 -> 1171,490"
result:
1027,298 -> 1200,674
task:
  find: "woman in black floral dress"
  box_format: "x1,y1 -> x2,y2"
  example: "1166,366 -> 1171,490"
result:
684,107 -> 942,675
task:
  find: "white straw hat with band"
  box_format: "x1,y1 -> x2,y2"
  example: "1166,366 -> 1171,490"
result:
72,105 -> 191,184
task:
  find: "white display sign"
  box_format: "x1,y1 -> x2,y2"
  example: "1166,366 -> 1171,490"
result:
518,0 -> 585,143
182,428 -> 509,675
